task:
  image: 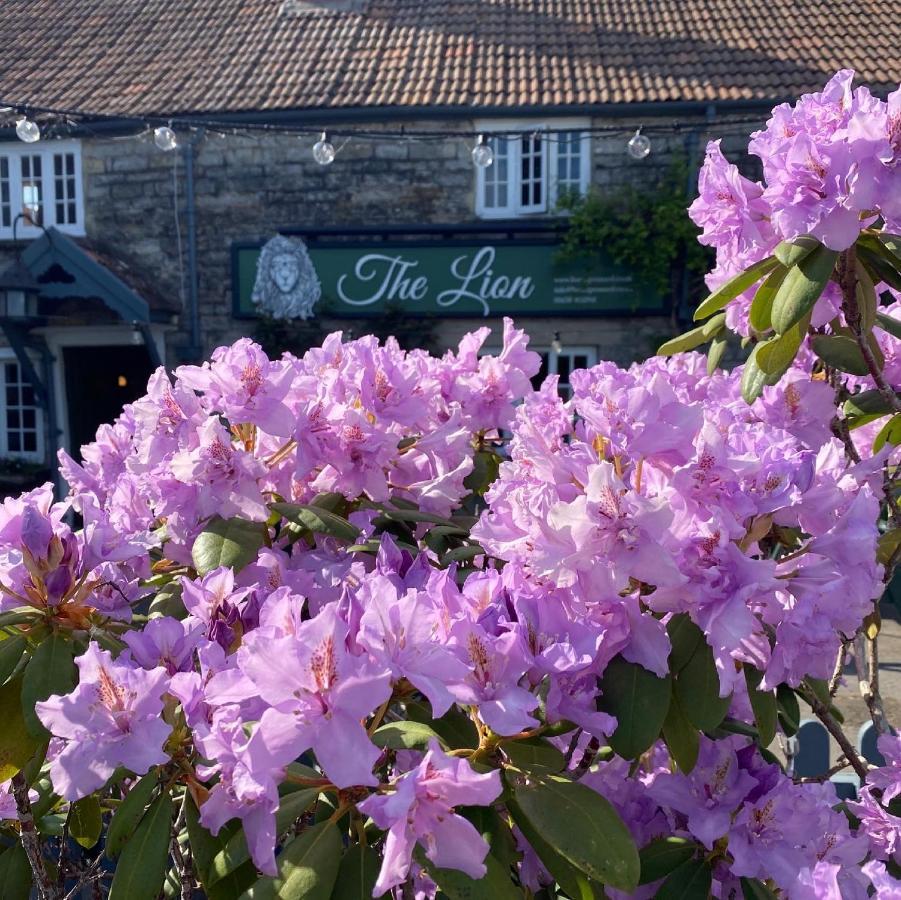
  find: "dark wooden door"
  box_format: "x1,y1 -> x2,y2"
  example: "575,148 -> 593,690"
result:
63,344 -> 153,456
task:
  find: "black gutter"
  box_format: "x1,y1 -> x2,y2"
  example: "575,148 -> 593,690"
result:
183,132 -> 202,361
278,220 -> 567,239
0,98 -> 780,139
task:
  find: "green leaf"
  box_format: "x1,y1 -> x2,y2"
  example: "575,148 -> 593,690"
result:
406,700 -> 480,750
667,615 -> 703,672
858,244 -> 901,292
423,852 -> 521,900
694,256 -> 778,321
241,821 -> 342,899
307,492 -> 347,513
741,343 -> 769,404
658,314 -> 725,356
69,793 -> 103,849
186,794 -> 223,883
149,582 -> 187,620
331,844 -> 385,899
776,684 -> 801,736
874,414 -> 901,453
210,789 -> 319,885
272,503 -> 360,543
715,717 -> 761,740
674,640 -> 731,732
662,694 -> 699,773
771,244 -> 837,335
878,232 -> 901,260
774,236 -> 821,268
499,736 -> 566,774
443,545 -> 485,563
741,876 -> 780,899
21,633 -> 77,739
876,311 -> 901,340
0,609 -> 39,629
847,412 -> 885,431
638,837 -> 697,886
756,318 -> 807,377
371,721 -> 447,751
856,261 -> 878,333
707,333 -> 729,374
543,718 -> 578,737
656,858 -> 713,899
509,801 -> 605,899
192,516 -> 267,575
510,775 -> 640,891
0,843 -> 32,900
374,507 -> 464,528
810,334 -> 870,376
0,674 -> 41,781
0,633 -> 26,686
844,389 -> 900,417
878,529 -> 901,567
597,657 -> 672,759
464,450 -> 502,497
461,805 -> 521,871
803,676 -> 832,708
109,790 -> 174,900
749,264 -> 788,333
744,667 -> 777,748
107,771 -> 160,859
186,796 -> 258,900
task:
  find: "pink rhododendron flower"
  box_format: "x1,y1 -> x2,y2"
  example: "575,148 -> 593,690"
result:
35,643 -> 171,800
358,741 -> 501,894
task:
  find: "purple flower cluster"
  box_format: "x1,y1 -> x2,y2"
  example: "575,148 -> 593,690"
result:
0,72 -> 897,898
689,70 -> 900,335
585,735 -> 871,898
10,327 -> 892,895
58,322 -> 539,555
474,355 -> 883,694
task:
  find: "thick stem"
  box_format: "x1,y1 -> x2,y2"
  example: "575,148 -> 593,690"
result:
797,685 -> 870,780
840,247 -> 901,415
574,736 -> 600,777
828,641 -> 848,697
854,632 -> 891,735
837,249 -> 896,735
171,794 -> 193,900
798,757 -> 850,783
11,773 -> 62,900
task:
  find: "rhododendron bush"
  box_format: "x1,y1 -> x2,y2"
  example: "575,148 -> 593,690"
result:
0,72 -> 899,900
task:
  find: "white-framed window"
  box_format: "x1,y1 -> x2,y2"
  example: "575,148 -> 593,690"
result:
0,359 -> 42,459
0,140 -> 84,239
531,346 -> 598,400
475,120 -> 590,219
484,344 -> 598,401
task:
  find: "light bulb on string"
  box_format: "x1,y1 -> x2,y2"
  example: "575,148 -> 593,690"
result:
626,127 -> 651,159
471,134 -> 494,169
312,131 -> 336,166
154,125 -> 178,151
551,332 -> 563,355
15,116 -> 40,143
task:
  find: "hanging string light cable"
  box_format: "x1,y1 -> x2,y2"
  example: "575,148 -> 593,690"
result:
0,98 -> 770,168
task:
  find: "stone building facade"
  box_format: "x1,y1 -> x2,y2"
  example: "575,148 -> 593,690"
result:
0,110 -> 793,471
83,113 -> 732,358
0,0 -> 897,477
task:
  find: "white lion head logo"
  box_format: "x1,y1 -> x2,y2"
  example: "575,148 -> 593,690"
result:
252,235 -> 322,320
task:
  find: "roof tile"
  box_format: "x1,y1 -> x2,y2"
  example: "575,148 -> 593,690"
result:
0,0 -> 896,116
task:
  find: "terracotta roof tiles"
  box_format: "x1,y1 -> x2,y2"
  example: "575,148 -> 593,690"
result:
0,0 -> 896,117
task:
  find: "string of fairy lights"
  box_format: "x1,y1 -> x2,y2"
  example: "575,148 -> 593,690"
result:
0,100 -> 769,166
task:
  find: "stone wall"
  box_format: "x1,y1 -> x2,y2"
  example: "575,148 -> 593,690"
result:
1,112 -> 768,364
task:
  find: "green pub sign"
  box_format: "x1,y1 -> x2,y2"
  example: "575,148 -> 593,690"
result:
232,234 -> 664,319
